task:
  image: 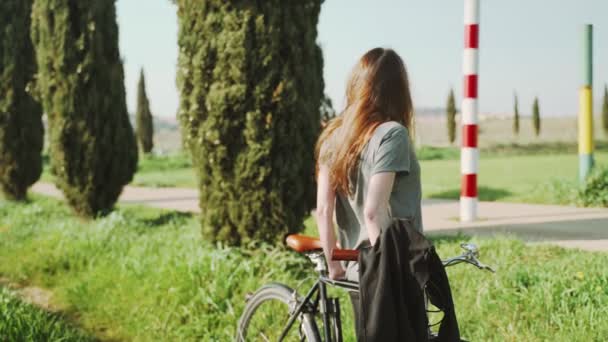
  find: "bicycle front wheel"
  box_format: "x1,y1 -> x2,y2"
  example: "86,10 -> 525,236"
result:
236,283 -> 319,341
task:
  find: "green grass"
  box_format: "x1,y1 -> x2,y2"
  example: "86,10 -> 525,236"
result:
102,148 -> 608,206
42,153 -> 197,188
131,153 -> 195,188
423,152 -> 608,204
0,286 -> 93,341
1,197 -> 607,341
39,146 -> 608,207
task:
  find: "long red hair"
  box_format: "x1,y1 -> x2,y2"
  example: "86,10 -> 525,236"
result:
316,48 -> 414,195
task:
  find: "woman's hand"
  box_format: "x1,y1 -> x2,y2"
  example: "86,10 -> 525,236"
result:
316,164 -> 345,280
328,261 -> 346,280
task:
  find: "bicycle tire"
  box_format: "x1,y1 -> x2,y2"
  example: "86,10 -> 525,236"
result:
236,283 -> 320,342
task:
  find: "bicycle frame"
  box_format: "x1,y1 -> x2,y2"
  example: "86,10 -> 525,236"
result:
277,251 -> 358,342
277,276 -> 358,342
275,243 -> 493,342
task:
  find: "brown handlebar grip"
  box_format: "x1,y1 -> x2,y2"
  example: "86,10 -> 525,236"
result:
331,248 -> 359,261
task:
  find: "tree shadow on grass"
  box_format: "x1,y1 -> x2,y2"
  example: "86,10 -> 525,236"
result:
427,186 -> 513,201
140,211 -> 193,227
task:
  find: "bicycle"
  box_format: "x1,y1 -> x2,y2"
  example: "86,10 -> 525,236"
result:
236,234 -> 494,341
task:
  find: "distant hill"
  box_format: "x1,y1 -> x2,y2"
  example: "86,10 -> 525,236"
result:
415,107 -> 447,117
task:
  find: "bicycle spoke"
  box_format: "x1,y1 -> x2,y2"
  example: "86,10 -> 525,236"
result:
243,298 -> 302,341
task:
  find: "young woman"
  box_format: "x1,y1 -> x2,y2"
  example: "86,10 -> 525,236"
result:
314,47 -> 422,282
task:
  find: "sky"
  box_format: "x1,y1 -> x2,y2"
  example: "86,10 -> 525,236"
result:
116,0 -> 608,118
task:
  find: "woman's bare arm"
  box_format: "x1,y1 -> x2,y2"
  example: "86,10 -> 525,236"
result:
364,172 -> 395,246
315,164 -> 345,279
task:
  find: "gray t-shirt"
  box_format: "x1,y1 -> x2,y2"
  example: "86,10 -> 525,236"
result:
333,121 -> 422,249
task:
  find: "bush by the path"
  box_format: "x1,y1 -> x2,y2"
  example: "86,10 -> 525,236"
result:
0,287 -> 93,341
1,197 -> 607,340
579,165 -> 608,207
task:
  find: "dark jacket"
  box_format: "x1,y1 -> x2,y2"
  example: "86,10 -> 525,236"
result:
357,218 -> 460,341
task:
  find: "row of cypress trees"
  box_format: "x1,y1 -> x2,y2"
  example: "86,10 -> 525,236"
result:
2,0 -> 324,245
0,0 -> 158,217
445,90 -> 543,143
514,94 -> 541,136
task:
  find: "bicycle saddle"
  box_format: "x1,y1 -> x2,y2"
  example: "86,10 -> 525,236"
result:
285,234 -> 322,253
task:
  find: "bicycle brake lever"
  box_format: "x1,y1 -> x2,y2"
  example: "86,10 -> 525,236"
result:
473,260 -> 495,273
479,264 -> 496,273
466,257 -> 496,273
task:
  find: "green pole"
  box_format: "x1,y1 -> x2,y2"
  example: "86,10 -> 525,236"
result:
578,24 -> 594,184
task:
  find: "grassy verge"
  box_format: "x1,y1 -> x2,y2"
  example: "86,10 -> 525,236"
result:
0,286 -> 93,341
131,153 -> 195,188
423,152 -> 608,204
39,146 -> 608,207
1,197 -> 607,341
42,153 -> 196,188
106,149 -> 608,207
419,141 -> 608,161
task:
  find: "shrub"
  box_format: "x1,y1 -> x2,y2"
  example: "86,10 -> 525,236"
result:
579,165 -> 608,207
528,178 -> 579,206
30,1 -> 138,217
175,1 -> 324,245
0,0 -> 43,201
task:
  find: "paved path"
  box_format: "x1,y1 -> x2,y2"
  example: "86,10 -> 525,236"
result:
32,182 -> 200,213
420,199 -> 608,252
31,182 -> 608,252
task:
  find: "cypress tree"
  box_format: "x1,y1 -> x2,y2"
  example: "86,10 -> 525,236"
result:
0,0 -> 44,201
602,84 -> 608,137
446,88 -> 456,144
136,69 -> 154,154
31,0 -> 137,217
513,93 -> 520,135
176,1 -> 324,245
532,97 -> 541,136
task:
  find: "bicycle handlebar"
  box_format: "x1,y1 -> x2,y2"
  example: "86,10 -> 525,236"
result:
331,243 -> 495,273
331,249 -> 358,261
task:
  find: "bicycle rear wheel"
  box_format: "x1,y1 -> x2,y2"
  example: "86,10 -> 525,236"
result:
236,283 -> 319,341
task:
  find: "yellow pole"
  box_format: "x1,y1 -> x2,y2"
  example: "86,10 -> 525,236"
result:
579,25 -> 594,183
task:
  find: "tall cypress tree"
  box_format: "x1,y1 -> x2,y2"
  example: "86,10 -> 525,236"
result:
446,88 -> 456,144
136,68 -> 154,154
31,0 -> 137,217
602,84 -> 608,137
0,0 -> 43,201
176,1 -> 324,245
513,93 -> 520,135
532,97 -> 541,137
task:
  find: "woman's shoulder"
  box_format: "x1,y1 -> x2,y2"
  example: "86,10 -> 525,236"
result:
375,121 -> 409,142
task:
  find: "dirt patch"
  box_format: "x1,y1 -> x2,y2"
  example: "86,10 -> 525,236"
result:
19,286 -> 56,311
0,276 -> 58,312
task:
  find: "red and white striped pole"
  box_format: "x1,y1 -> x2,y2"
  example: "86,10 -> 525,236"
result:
460,0 -> 479,222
